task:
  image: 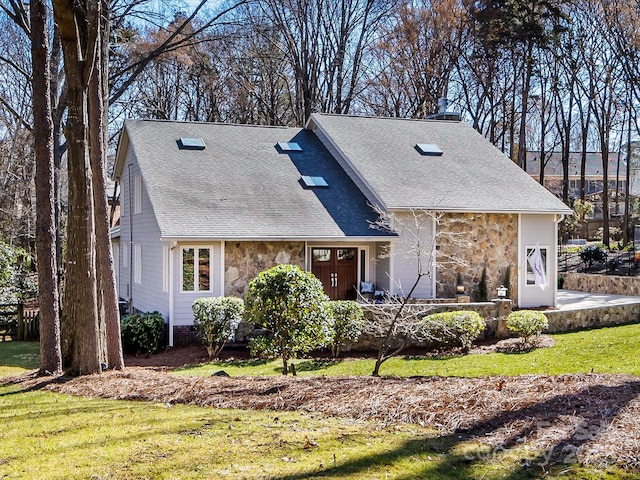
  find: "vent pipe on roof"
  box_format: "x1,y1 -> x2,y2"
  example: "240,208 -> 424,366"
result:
427,97 -> 462,121
438,97 -> 448,113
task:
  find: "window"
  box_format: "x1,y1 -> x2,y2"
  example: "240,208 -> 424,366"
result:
277,142 -> 302,152
301,175 -> 329,188
133,243 -> 142,284
415,143 -> 443,156
182,247 -> 211,292
526,246 -> 548,287
133,174 -> 142,214
178,137 -> 206,150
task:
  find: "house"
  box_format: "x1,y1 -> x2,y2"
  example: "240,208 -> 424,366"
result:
111,114 -> 572,346
525,151 -> 635,203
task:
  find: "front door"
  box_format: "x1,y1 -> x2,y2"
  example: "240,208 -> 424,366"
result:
311,247 -> 358,300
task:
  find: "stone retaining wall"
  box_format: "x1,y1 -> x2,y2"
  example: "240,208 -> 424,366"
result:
562,272 -> 640,296
544,303 -> 640,333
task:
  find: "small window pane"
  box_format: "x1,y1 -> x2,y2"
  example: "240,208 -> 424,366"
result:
277,142 -> 302,152
302,176 -> 329,188
199,248 -> 210,291
183,248 -> 195,291
337,249 -> 355,261
313,249 -> 331,262
526,247 -> 547,285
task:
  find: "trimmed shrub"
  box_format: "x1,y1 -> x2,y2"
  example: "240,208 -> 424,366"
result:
579,245 -> 607,268
478,267 -> 488,301
420,310 -> 485,352
245,264 -> 331,375
506,310 -> 548,346
327,300 -> 365,358
120,311 -> 165,354
192,297 -> 244,358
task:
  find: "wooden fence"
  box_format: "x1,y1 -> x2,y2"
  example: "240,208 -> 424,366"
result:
0,303 -> 39,341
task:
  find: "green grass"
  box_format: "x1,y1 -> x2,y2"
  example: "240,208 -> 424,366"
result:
1,326 -> 639,478
177,322 -> 640,378
0,340 -> 39,377
0,383 -> 633,479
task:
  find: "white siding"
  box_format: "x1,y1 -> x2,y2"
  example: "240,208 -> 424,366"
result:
518,214 -> 559,308
117,142 -> 169,318
388,211 -> 435,299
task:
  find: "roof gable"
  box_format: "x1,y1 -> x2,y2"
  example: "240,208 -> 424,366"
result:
308,113 -> 571,214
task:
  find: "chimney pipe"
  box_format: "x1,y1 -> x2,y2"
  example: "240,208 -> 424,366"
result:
438,97 -> 448,113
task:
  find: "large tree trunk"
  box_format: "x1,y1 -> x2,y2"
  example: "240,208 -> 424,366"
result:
53,0 -> 102,375
31,0 -> 62,375
89,0 -> 124,370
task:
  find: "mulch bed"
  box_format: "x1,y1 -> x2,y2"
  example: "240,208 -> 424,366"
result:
4,339 -> 640,471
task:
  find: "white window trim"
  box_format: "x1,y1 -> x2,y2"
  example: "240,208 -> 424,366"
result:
133,174 -> 142,214
525,245 -> 549,287
122,243 -> 128,268
181,246 -> 213,293
133,243 -> 142,284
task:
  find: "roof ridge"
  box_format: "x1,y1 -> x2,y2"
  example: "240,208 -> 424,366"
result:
127,118 -> 293,130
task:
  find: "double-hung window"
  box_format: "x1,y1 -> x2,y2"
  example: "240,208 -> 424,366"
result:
182,247 -> 211,292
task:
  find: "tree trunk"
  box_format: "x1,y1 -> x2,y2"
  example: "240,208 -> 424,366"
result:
31,0 -> 62,375
52,0 -> 102,375
89,0 -> 124,370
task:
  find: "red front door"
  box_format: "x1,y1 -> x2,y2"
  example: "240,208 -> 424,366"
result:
311,247 -> 358,300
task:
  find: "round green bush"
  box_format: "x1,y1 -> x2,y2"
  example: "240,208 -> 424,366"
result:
421,310 -> 485,352
506,310 -> 548,346
120,311 -> 165,354
192,296 -> 245,358
245,264 -> 331,375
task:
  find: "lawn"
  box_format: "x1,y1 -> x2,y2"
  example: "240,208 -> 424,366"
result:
176,322 -> 640,378
1,323 -> 639,479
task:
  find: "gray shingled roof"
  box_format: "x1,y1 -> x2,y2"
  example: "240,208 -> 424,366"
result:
117,119 -> 393,240
309,114 -> 572,214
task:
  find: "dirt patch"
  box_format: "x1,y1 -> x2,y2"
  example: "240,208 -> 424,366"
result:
4,338 -> 639,472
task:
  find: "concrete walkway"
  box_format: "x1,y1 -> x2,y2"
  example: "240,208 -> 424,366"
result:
557,289 -> 640,311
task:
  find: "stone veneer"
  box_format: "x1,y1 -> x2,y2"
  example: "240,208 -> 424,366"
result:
224,241 -> 305,297
562,272 -> 640,296
437,212 -> 518,302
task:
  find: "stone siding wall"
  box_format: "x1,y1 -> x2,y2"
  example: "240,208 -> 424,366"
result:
224,241 -> 305,297
562,272 -> 640,296
437,213 -> 518,302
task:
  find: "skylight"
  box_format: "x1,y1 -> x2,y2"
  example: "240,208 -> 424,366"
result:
415,143 -> 443,156
178,137 -> 206,150
301,176 -> 329,188
277,142 -> 303,152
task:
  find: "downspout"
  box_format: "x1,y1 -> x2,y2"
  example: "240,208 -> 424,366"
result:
128,164 -> 133,310
169,241 -> 176,347
554,214 -> 565,307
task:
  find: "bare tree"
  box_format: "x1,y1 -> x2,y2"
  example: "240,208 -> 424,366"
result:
364,0 -> 468,118
366,207 -> 469,376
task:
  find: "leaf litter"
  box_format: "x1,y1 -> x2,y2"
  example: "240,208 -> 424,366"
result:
4,344 -> 640,471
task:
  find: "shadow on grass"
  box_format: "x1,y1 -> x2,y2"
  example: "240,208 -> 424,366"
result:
270,379 -> 640,480
294,359 -> 339,372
